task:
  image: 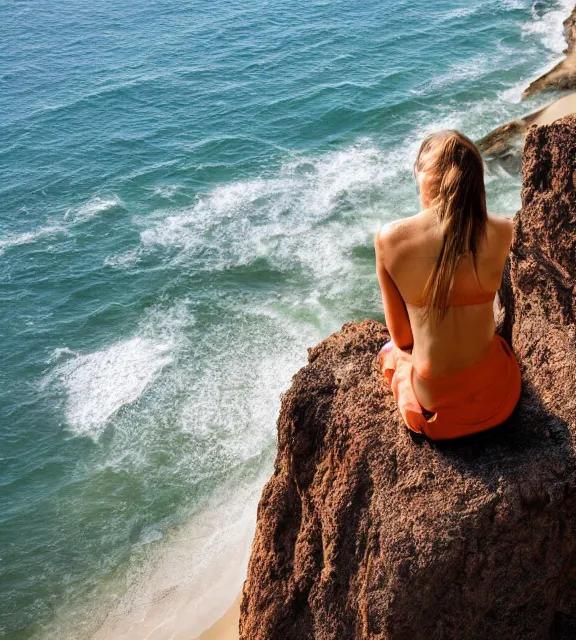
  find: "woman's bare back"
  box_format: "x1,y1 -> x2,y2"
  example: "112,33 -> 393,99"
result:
375,210 -> 513,402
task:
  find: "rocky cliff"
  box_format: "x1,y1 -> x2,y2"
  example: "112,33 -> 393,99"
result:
523,5 -> 576,98
239,117 -> 576,640
477,92 -> 576,164
478,3 -> 576,162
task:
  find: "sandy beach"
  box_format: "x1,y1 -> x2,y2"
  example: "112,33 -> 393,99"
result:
83,476 -> 262,640
477,91 -> 576,155
5,0 -> 576,637
530,91 -> 576,125
196,597 -> 240,640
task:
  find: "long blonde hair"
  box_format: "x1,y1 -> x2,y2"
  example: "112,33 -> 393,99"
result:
414,130 -> 488,323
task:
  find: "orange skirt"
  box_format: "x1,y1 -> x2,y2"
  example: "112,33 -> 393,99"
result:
378,334 -> 522,440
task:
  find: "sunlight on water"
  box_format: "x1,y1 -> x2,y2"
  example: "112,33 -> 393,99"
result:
0,0 -> 571,637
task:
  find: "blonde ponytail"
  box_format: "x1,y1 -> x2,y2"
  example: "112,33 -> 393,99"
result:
415,131 -> 488,322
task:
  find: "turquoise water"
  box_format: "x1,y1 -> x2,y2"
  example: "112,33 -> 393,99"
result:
0,0 -> 572,637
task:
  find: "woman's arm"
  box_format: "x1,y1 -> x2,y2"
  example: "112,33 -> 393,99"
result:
374,229 -> 414,351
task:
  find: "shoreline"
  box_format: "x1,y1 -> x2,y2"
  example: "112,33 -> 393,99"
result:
84,473 -> 264,640
477,91 -> 576,156
195,596 -> 240,640
523,4 -> 576,97
157,7 -> 576,640
85,4 -> 576,640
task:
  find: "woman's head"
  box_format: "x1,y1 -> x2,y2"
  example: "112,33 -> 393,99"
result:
414,130 -> 487,216
413,130 -> 488,322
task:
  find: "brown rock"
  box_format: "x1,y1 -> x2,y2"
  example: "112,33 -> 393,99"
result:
478,3 -> 576,163
523,6 -> 576,98
565,5 -> 576,56
510,116 -> 576,434
522,58 -> 576,99
239,117 -> 576,639
477,93 -> 576,166
476,118 -> 527,156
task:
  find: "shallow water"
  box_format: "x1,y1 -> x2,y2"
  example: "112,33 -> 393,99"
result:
0,0 -> 572,637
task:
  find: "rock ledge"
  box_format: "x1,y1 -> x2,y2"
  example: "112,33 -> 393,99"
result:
240,117 -> 576,639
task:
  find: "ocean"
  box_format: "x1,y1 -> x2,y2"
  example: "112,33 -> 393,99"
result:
0,0 -> 572,637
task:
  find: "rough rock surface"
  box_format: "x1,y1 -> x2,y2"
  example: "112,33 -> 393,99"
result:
523,5 -> 576,98
477,93 -> 576,167
477,4 -> 576,165
239,118 -> 576,639
476,117 -> 527,158
565,5 -> 576,56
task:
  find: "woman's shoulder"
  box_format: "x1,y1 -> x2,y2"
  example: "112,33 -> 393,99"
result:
486,213 -> 514,249
375,212 -> 427,250
377,214 -> 416,237
376,212 -> 443,272
487,212 -> 514,230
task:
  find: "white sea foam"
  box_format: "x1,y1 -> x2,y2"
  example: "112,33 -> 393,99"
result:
65,195 -> 122,223
0,196 -> 122,256
139,141 -> 408,279
103,246 -> 142,268
153,185 -> 180,198
46,305 -> 189,440
438,55 -> 491,87
178,321 -> 311,473
52,337 -> 172,439
523,0 -> 574,53
47,347 -> 78,364
499,79 -> 528,104
502,0 -> 524,10
441,6 -> 479,21
133,77 -> 533,288
0,224 -> 63,255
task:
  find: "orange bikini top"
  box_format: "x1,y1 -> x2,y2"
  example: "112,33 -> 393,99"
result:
405,265 -> 497,308
379,262 -> 496,353
406,289 -> 496,307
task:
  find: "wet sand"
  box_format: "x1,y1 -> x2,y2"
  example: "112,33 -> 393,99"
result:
87,476 -> 261,640
196,596 -> 240,640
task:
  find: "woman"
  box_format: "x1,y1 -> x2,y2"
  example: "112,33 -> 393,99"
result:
375,130 -> 521,440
